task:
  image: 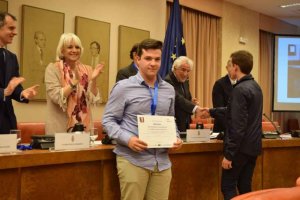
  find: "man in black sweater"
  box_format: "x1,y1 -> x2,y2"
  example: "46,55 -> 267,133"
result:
209,50 -> 263,200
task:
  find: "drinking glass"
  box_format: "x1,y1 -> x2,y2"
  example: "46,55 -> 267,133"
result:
10,129 -> 21,145
90,128 -> 98,145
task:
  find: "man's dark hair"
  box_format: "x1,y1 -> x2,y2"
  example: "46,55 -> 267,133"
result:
231,50 -> 253,74
137,39 -> 163,57
129,43 -> 139,59
0,12 -> 17,28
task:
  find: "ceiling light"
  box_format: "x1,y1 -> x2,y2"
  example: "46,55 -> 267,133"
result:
280,3 -> 300,8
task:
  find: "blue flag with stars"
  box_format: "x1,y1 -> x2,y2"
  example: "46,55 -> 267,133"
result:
159,0 -> 186,78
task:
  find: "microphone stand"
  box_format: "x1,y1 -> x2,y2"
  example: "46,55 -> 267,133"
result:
262,113 -> 281,139
263,113 -> 281,135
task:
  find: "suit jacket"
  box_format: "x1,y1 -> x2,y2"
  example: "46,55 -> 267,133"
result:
165,72 -> 195,132
0,49 -> 28,134
116,62 -> 138,82
212,74 -> 233,132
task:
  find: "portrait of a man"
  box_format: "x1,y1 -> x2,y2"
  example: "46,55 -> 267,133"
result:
89,41 -> 101,67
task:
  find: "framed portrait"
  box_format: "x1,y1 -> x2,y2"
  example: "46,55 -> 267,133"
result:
75,16 -> 110,103
21,5 -> 64,101
118,25 -> 150,69
0,0 -> 8,12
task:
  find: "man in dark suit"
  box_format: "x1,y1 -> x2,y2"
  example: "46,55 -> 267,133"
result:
164,56 -> 201,132
0,12 -> 39,134
116,43 -> 139,82
212,60 -> 236,132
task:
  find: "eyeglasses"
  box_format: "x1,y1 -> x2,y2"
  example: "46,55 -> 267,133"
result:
178,67 -> 191,73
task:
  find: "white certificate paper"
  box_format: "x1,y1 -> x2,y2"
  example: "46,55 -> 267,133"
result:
137,115 -> 177,148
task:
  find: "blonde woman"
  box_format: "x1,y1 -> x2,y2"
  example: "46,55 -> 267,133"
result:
45,33 -> 103,134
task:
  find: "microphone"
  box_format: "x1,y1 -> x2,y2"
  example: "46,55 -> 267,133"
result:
263,113 -> 281,135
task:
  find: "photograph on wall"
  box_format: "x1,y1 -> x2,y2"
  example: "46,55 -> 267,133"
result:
21,5 -> 64,100
75,16 -> 110,103
0,0 -> 8,12
118,25 -> 150,69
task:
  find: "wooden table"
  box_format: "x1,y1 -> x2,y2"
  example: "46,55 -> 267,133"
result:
1,138 -> 299,200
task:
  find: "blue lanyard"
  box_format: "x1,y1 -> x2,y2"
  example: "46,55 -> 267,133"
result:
148,81 -> 159,115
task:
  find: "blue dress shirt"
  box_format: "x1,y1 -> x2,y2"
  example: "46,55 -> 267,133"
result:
102,72 -> 178,171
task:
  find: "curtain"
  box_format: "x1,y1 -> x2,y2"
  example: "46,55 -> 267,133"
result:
167,3 -> 221,107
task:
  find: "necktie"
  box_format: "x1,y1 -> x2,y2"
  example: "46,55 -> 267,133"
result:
181,84 -> 186,97
0,48 -> 6,87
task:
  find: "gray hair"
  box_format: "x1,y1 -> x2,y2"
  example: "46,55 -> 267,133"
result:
171,56 -> 194,71
56,33 -> 83,60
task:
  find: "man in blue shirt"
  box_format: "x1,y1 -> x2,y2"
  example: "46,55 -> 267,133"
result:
103,39 -> 182,200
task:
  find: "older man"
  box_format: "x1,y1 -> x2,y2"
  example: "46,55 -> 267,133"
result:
164,56 -> 200,132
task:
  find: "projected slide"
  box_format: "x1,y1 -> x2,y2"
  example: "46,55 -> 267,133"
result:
273,35 -> 300,111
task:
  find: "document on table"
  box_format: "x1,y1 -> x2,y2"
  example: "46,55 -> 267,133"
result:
137,115 -> 177,148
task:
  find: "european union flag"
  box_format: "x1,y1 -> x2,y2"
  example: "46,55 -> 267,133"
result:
159,0 -> 187,78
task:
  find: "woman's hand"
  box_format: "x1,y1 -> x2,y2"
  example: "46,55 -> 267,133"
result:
92,62 -> 105,80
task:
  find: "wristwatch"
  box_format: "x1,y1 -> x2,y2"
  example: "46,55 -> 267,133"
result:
69,82 -> 77,91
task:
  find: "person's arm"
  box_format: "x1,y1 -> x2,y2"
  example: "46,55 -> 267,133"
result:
89,63 -> 104,96
9,57 -> 28,103
174,89 -> 195,114
223,88 -> 248,161
212,81 -> 226,108
102,83 -> 135,146
45,63 -> 71,110
165,78 -> 195,114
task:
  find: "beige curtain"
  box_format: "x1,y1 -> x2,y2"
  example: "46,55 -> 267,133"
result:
167,3 -> 221,107
259,31 -> 300,132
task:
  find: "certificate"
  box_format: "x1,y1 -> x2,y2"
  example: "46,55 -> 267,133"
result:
137,115 -> 177,148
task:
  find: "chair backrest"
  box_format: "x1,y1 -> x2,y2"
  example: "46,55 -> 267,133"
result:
262,121 -> 279,132
93,121 -> 105,140
17,122 -> 45,143
287,119 -> 300,132
232,177 -> 300,200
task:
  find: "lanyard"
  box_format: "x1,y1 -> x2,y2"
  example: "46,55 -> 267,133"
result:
148,81 -> 159,115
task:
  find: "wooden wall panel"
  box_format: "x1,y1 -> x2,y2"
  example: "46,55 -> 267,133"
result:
21,162 -> 102,200
0,168 -> 19,200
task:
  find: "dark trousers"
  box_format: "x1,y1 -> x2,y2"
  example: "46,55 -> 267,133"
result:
221,152 -> 257,200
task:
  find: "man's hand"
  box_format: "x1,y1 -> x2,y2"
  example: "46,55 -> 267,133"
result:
4,77 -> 25,96
171,137 -> 183,150
92,62 -> 105,80
21,85 -> 39,100
192,97 -> 199,105
128,136 -> 147,152
195,107 -> 210,118
222,157 -> 232,170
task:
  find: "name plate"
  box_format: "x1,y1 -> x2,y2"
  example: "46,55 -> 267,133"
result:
186,129 -> 210,142
55,133 -> 90,150
0,134 -> 17,153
